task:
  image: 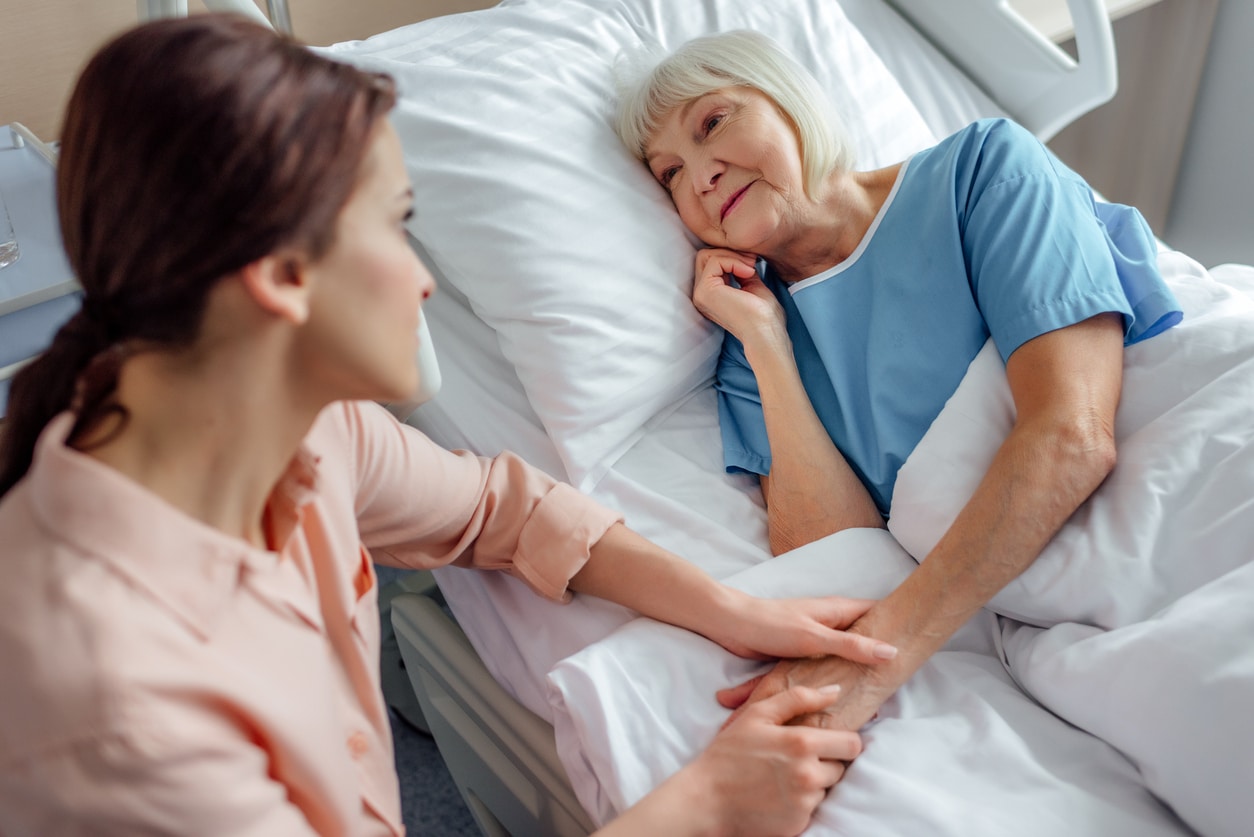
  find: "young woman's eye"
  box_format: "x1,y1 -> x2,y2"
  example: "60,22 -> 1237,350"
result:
659,166 -> 680,189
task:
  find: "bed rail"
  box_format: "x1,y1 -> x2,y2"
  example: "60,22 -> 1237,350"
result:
391,592 -> 597,837
883,0 -> 1117,140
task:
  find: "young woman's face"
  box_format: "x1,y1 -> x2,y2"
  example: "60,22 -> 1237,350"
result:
644,86 -> 808,255
303,121 -> 434,404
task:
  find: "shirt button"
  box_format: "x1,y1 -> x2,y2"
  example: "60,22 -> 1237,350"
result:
347,731 -> 370,760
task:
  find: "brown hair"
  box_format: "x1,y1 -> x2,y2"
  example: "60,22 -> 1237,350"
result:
0,13 -> 396,496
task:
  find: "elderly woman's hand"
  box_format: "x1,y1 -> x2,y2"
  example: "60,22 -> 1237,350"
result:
692,248 -> 787,347
717,651 -> 903,737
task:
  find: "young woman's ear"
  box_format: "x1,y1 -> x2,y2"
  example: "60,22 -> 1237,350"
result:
237,253 -> 312,324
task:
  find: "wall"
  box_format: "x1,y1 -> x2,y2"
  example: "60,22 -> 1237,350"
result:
1164,0 -> 1254,268
0,0 -> 136,139
0,0 -> 493,140
3,0 -> 1249,268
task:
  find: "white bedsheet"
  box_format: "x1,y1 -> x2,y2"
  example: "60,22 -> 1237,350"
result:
543,253 -> 1254,835
548,535 -> 1188,835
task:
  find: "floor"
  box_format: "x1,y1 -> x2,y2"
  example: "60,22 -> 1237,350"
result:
388,707 -> 480,835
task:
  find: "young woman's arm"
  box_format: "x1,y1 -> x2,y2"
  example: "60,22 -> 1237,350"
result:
350,397 -> 896,665
569,521 -> 898,664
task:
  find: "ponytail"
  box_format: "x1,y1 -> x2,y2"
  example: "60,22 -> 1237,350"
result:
0,14 -> 395,499
0,306 -> 126,496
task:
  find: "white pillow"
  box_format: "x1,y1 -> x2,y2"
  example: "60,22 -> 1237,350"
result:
327,0 -> 935,490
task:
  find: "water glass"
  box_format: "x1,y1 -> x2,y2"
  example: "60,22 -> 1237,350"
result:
0,186 -> 19,270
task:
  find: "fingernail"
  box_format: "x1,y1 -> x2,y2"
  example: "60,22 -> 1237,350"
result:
873,644 -> 898,660
818,684 -> 842,695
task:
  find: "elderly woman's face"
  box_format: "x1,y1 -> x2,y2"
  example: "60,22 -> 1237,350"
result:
645,86 -> 807,254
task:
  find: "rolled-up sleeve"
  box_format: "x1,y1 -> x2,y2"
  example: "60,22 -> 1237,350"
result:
341,402 -> 622,601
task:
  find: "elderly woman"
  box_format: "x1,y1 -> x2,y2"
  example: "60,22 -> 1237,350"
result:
615,31 -> 1182,732
0,16 -> 894,836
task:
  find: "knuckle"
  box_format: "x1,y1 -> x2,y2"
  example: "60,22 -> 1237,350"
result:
841,732 -> 863,759
781,731 -> 811,759
796,763 -> 826,791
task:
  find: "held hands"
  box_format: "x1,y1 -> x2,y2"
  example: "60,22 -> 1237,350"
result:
692,248 -> 787,345
717,635 -> 909,736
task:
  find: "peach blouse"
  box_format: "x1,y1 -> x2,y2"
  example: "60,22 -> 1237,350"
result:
0,401 -> 621,835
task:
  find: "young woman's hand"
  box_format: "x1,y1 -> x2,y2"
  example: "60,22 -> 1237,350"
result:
597,685 -> 861,837
707,590 -> 898,666
691,248 -> 787,347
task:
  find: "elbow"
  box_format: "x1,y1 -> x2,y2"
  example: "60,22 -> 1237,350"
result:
1092,429 -> 1118,481
766,516 -> 812,556
1054,409 -> 1118,494
766,510 -> 883,557
767,527 -> 795,557
1088,431 -> 1118,493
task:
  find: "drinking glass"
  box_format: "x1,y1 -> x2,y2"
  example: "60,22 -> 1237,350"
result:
0,186 -> 19,270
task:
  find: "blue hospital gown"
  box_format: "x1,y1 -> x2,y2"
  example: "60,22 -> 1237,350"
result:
716,118 -> 1182,514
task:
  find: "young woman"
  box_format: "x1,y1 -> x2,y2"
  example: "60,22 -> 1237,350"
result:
0,16 -> 888,836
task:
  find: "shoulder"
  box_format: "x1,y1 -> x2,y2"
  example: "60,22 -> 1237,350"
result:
921,119 -> 1048,176
305,399 -> 441,482
980,119 -> 1086,187
0,533 -> 173,766
919,119 -> 1087,217
940,118 -> 1039,155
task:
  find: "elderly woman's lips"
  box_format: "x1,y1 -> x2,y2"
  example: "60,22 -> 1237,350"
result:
721,182 -> 753,221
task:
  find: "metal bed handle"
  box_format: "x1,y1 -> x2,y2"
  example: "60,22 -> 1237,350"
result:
884,0 -> 1117,141
137,0 -> 292,33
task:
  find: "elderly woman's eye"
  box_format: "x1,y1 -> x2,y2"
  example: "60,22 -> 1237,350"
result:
703,114 -> 723,134
660,166 -> 680,188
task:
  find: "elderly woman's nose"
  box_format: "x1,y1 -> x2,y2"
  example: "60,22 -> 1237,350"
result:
694,162 -> 722,193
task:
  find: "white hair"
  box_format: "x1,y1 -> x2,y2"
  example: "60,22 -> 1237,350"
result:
614,30 -> 856,197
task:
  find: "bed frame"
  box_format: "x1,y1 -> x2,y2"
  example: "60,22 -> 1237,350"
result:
883,0 -> 1115,140
135,1 -> 1119,834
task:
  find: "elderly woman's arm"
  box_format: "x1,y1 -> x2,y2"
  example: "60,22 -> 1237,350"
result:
748,327 -> 886,551
721,312 -> 1124,729
692,248 -> 883,554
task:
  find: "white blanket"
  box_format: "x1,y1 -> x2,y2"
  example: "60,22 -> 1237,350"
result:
547,252 -> 1254,835
890,251 -> 1254,837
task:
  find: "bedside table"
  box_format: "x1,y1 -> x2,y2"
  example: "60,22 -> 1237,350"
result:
1011,0 -> 1220,233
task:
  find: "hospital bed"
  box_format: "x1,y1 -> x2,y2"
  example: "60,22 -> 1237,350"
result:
141,2 -> 1254,835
